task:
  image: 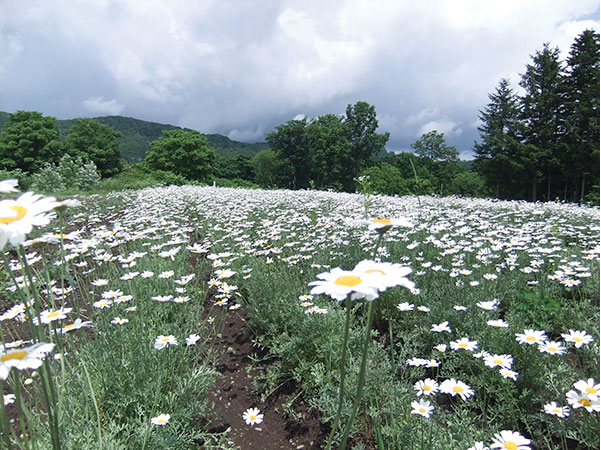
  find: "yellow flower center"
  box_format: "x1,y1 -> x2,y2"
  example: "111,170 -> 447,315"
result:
0,205 -> 27,225
579,398 -> 592,406
365,269 -> 386,275
493,359 -> 503,365
46,311 -> 60,319
504,443 -> 518,450
526,336 -> 536,341
373,218 -> 391,225
63,324 -> 75,331
250,415 -> 256,421
459,343 -> 468,348
334,275 -> 362,287
1,351 -> 28,362
423,385 -> 431,391
453,386 -> 464,393
585,387 -> 597,394
548,347 -> 557,352
419,408 -> 426,413
573,337 -> 582,342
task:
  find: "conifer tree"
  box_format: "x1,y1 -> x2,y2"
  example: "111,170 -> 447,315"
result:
519,44 -> 565,201
473,79 -> 523,198
563,29 -> 600,202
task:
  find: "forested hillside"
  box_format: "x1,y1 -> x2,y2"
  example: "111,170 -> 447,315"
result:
0,113 -> 268,161
0,111 -> 9,130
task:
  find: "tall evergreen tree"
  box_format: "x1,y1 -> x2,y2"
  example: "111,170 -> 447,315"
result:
519,44 -> 565,201
563,29 -> 600,202
473,79 -> 523,198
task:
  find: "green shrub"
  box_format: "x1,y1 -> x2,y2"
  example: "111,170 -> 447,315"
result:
30,164 -> 65,192
30,154 -> 101,193
359,163 -> 409,196
451,171 -> 490,197
151,170 -> 187,186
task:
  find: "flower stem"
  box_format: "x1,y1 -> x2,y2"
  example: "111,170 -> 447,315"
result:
13,373 -> 31,450
338,300 -> 375,449
0,382 -> 14,449
80,357 -> 103,448
325,295 -> 352,450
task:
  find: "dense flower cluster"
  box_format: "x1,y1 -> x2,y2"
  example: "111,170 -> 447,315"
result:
0,182 -> 597,448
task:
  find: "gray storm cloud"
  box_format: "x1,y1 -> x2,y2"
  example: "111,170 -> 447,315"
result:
0,0 -> 598,155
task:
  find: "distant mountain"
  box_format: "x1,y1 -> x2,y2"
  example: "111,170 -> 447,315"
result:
57,115 -> 270,161
0,112 -> 269,162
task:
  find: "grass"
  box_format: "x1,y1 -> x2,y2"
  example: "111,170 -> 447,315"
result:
0,185 -> 599,449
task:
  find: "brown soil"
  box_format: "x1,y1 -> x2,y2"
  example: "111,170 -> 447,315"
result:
200,309 -> 327,449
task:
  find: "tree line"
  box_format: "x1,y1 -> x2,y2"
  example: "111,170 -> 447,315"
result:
0,112 -> 122,179
474,29 -> 599,203
0,30 -> 597,203
213,30 -> 599,202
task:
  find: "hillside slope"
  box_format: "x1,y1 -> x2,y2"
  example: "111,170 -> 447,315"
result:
0,112 -> 269,161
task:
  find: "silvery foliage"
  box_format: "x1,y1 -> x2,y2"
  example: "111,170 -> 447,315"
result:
30,154 -> 101,192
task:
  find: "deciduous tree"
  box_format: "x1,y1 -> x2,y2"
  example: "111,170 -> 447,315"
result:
306,114 -> 352,190
266,118 -> 310,189
411,131 -> 461,194
62,118 -> 122,177
145,130 -> 216,181
0,111 -> 61,173
345,101 -> 389,181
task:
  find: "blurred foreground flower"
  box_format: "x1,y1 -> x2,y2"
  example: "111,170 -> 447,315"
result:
0,342 -> 55,380
573,378 -> 599,400
353,260 -> 415,291
309,267 -> 380,301
468,442 -> 489,450
0,179 -> 19,193
309,259 -> 414,301
0,192 -> 58,249
355,217 -> 413,233
439,378 -> 474,400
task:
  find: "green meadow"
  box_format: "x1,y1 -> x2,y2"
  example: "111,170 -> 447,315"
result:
0,185 -> 599,449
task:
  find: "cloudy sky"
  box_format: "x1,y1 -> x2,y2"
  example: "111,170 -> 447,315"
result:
1,1 -> 598,158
